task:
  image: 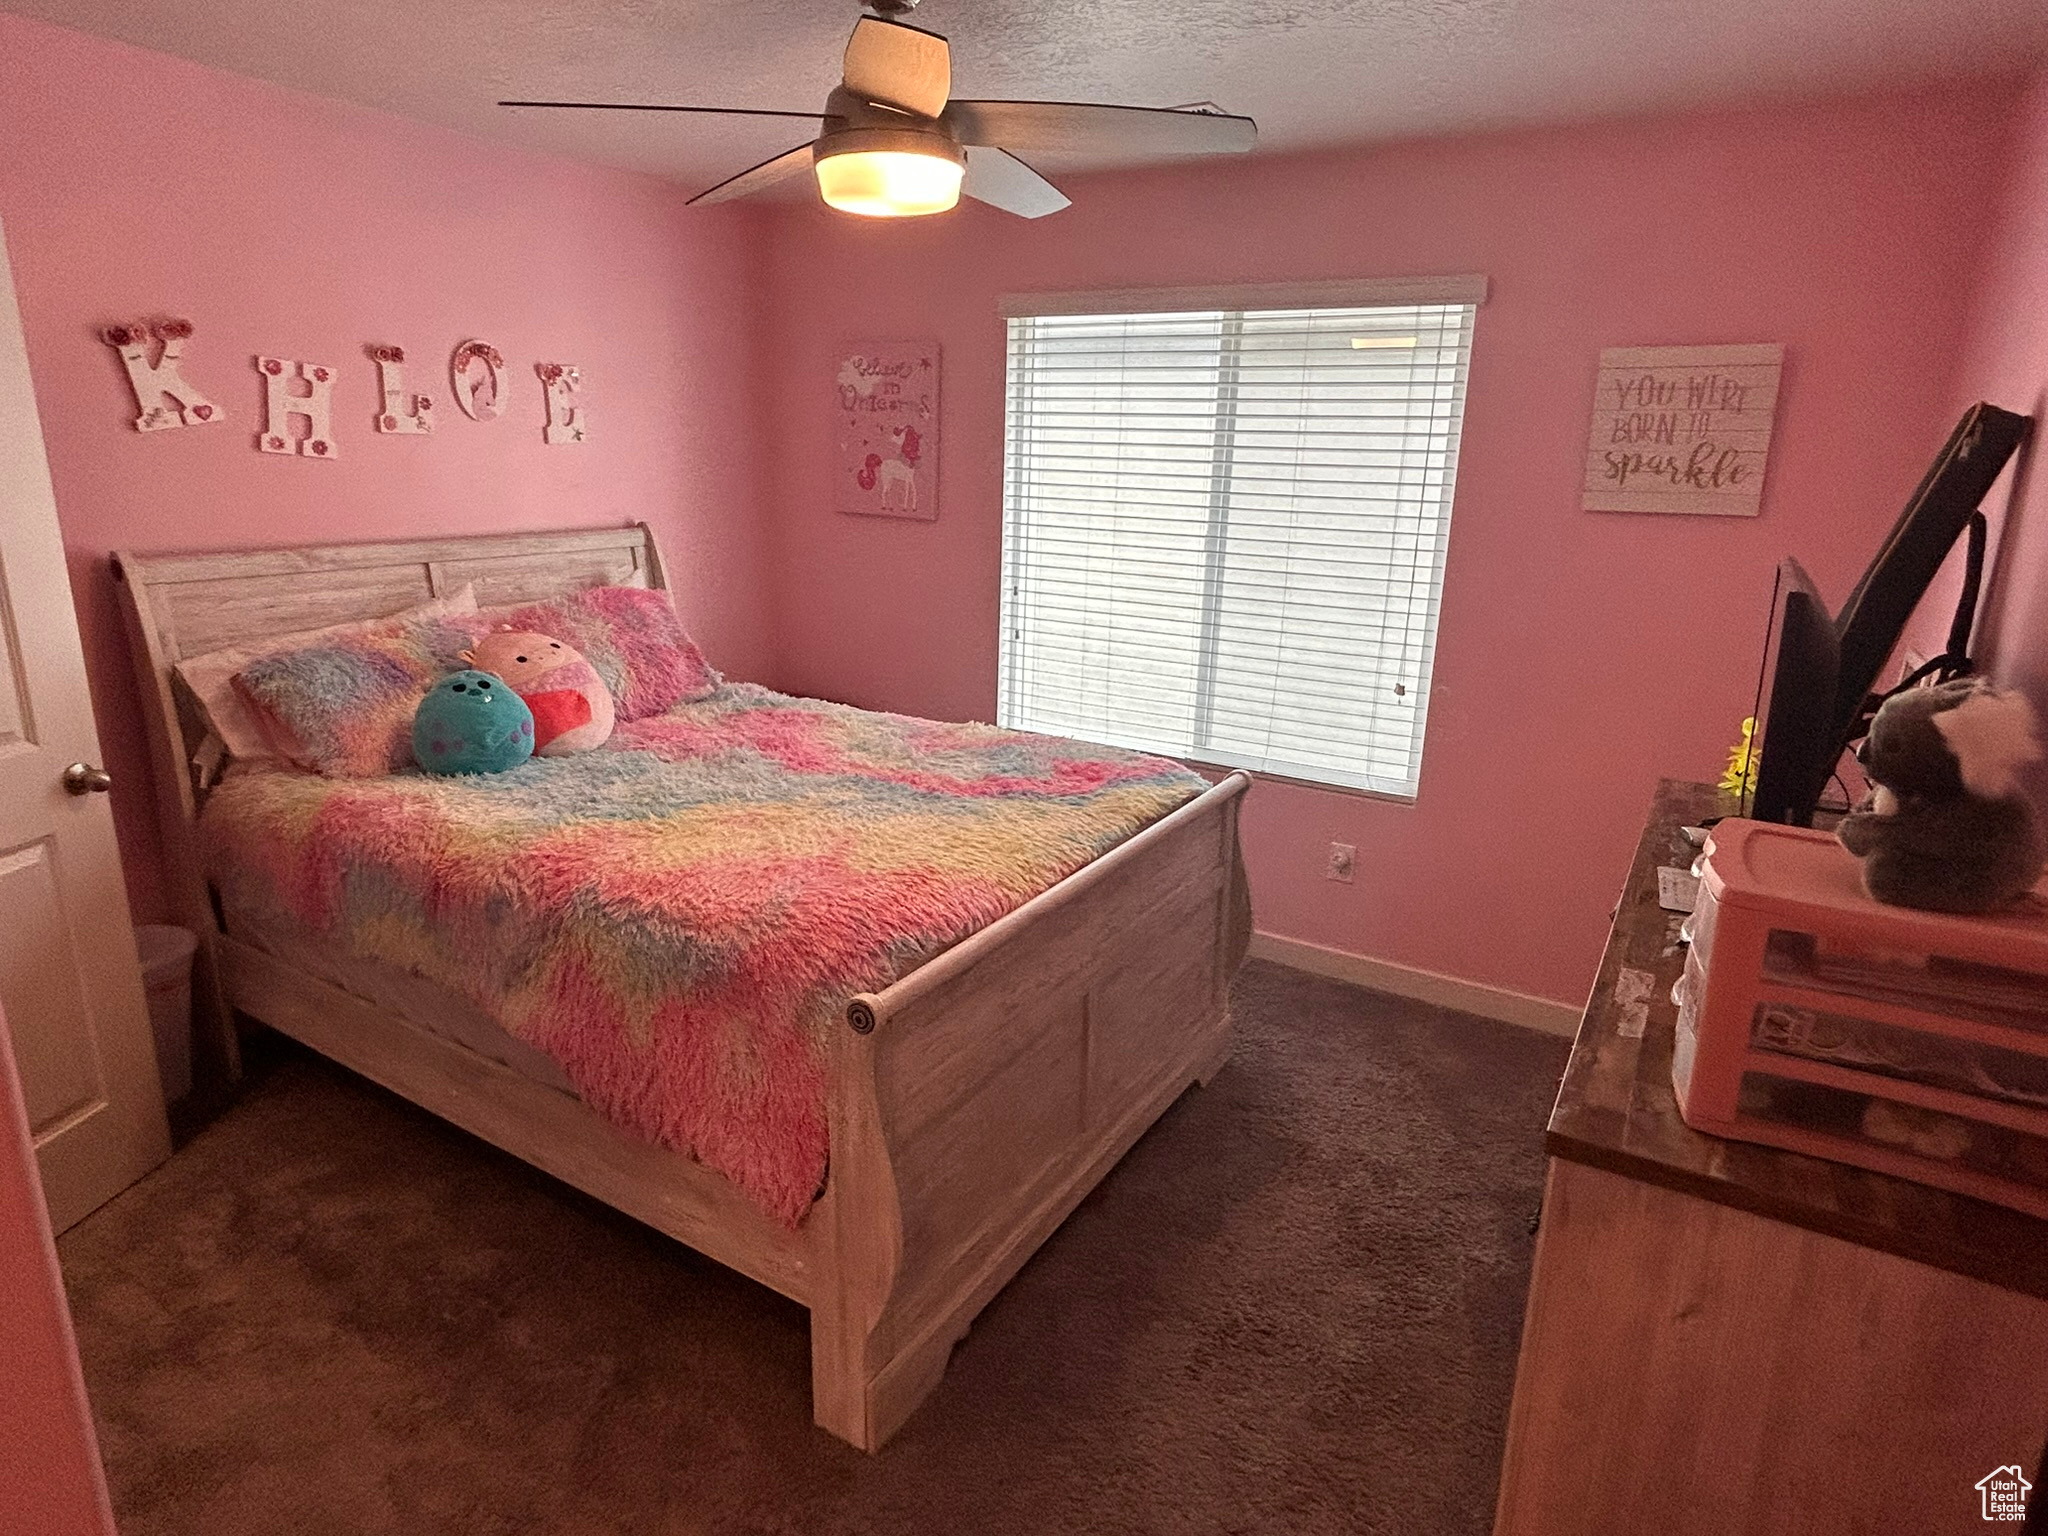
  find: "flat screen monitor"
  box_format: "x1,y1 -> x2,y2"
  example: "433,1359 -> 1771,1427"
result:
1745,402 -> 2032,826
1750,559 -> 1840,826
1829,403 -> 2032,747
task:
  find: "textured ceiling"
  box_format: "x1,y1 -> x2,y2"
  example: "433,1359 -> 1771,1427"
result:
11,0 -> 2048,193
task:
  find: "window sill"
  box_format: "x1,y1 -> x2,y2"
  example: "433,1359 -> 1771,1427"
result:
1182,758 -> 1419,806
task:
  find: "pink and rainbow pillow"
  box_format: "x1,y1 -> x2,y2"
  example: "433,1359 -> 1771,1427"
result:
178,587 -> 480,763
502,585 -> 719,721
230,584 -> 717,778
233,608 -> 493,778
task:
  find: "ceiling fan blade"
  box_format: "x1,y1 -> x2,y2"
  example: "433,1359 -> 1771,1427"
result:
687,143 -> 818,206
941,100 -> 1256,157
842,15 -> 951,118
500,101 -> 825,121
962,147 -> 1071,219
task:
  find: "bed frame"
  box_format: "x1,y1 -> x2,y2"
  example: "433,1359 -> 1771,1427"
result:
112,524 -> 1251,1451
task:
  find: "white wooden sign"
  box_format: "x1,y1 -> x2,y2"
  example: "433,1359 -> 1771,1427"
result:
100,322 -> 590,456
536,362 -> 586,443
1583,344 -> 1783,517
451,339 -> 507,421
256,356 -> 337,460
370,344 -> 433,434
102,319 -> 220,432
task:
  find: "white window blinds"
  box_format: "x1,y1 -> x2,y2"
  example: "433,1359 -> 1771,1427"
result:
998,285 -> 1477,797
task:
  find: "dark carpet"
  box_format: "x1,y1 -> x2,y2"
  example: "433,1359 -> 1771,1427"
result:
57,959 -> 1569,1536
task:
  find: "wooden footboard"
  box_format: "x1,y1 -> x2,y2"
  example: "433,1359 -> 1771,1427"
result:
811,771 -> 1252,1450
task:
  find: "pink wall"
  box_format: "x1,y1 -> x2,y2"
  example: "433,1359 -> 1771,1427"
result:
1952,68 -> 2048,810
0,1005 -> 116,1536
1,9 -> 2030,1011
0,14 -> 774,923
754,86 -> 2022,1008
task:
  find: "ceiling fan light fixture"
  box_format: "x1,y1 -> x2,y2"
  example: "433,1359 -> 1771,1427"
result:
512,4 -> 1257,221
814,130 -> 965,217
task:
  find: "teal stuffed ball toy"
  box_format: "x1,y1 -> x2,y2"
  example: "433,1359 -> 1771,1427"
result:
413,670 -> 535,775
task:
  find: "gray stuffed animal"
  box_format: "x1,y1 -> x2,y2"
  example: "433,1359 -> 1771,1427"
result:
1836,679 -> 2046,914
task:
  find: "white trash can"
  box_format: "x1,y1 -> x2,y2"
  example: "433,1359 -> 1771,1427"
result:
135,925 -> 197,1105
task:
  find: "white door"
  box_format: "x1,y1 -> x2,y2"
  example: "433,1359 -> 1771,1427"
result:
0,213 -> 170,1232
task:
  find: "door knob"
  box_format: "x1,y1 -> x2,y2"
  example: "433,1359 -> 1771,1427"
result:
61,762 -> 112,795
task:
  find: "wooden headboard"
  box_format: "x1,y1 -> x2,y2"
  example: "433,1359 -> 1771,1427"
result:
110,522 -> 670,1094
116,524 -> 666,671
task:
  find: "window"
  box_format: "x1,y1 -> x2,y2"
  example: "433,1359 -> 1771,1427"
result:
998,279 -> 1479,798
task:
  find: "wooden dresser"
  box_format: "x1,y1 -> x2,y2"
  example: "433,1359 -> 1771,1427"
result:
1493,780 -> 2048,1535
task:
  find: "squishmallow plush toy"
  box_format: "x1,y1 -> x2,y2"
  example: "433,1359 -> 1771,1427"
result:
460,629 -> 615,756
1836,679 -> 2045,913
412,670 -> 534,775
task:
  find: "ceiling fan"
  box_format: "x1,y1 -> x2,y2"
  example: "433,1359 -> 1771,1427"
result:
500,0 -> 1256,220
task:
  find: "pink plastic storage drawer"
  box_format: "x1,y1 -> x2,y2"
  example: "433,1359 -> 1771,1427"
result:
1673,819 -> 2048,1217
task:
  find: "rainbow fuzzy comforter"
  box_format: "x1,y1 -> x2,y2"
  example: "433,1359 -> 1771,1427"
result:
202,684 -> 1207,1225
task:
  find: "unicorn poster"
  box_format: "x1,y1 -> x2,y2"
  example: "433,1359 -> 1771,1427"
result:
835,341 -> 939,521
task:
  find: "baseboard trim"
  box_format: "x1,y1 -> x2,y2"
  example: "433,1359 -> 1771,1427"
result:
1247,932 -> 1581,1038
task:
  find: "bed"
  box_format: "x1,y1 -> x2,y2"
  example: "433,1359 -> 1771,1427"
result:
114,524 -> 1251,1451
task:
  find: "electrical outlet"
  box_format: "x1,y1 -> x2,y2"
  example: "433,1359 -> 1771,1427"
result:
1326,842 -> 1356,884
